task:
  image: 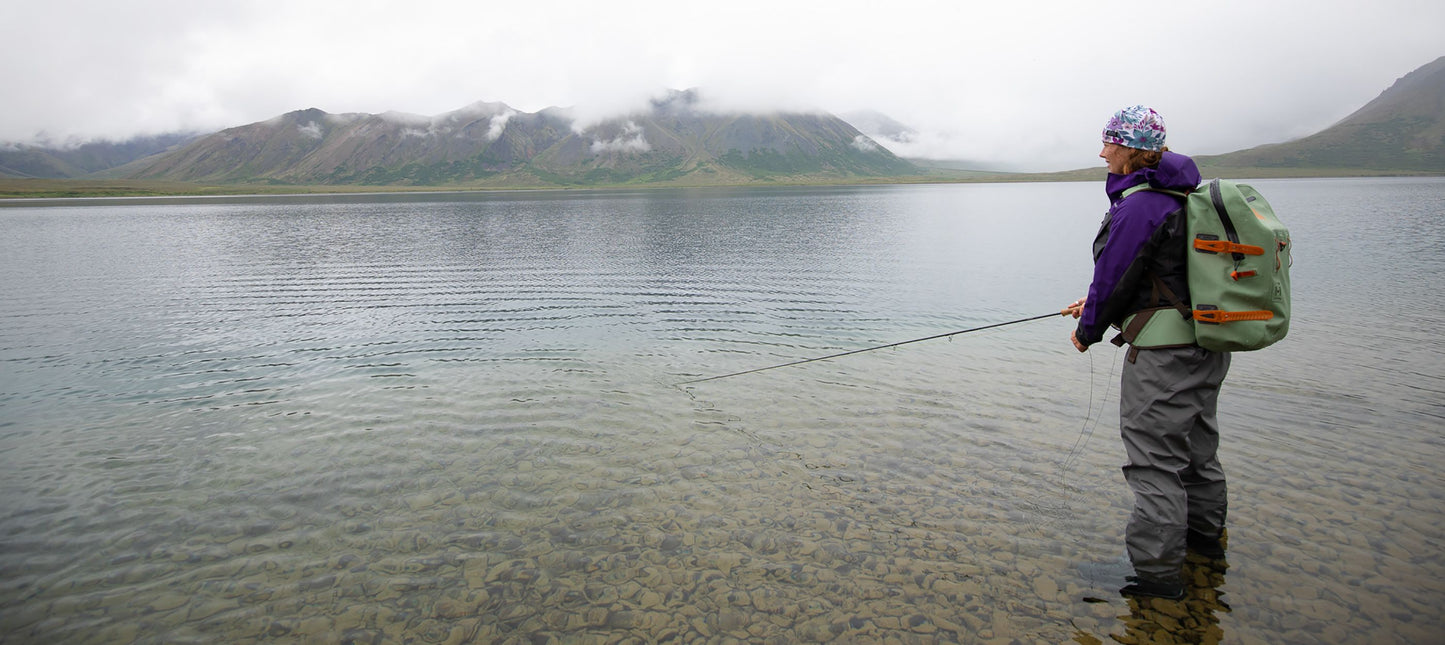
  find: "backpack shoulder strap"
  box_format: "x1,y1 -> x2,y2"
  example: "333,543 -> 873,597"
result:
1121,184 -> 1151,199
1122,184 -> 1190,199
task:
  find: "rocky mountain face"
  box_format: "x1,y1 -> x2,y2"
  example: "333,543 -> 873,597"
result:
124,90 -> 916,186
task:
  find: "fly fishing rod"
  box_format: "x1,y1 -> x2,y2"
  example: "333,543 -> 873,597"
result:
677,308 -> 1073,386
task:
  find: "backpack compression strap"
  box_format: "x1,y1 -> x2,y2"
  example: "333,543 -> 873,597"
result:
1193,308 -> 1274,324
1194,239 -> 1264,256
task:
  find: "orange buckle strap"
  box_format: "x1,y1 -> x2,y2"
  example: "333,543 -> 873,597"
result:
1194,239 -> 1264,255
1193,309 -> 1274,324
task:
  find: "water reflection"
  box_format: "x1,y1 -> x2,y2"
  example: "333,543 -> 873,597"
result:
1106,559 -> 1229,645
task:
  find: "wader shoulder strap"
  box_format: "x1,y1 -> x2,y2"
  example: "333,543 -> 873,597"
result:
1150,273 -> 1191,321
1110,271 -> 1195,364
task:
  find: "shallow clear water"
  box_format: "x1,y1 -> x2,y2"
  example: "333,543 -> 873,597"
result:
1,179 -> 1441,643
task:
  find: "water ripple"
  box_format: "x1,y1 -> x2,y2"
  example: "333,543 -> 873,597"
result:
2,182 -> 1443,643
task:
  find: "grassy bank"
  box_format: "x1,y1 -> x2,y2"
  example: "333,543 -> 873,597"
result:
2,166 -> 1438,200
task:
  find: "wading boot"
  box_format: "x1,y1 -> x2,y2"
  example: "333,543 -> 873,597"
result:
1186,530 -> 1226,560
1121,576 -> 1185,600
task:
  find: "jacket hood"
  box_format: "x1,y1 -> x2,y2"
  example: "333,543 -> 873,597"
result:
1106,151 -> 1201,197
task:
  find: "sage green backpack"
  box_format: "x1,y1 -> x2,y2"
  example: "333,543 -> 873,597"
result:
1116,179 -> 1291,353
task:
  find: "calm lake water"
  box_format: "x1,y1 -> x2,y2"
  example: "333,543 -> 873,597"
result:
1,179 -> 1442,644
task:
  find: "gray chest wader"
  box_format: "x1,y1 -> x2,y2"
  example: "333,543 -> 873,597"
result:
1113,281 -> 1231,582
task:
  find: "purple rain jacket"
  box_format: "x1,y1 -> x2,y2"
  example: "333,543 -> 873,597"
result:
1075,151 -> 1203,348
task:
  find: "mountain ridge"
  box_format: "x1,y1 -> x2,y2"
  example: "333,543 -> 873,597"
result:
3,56 -> 1442,190
120,90 -> 916,187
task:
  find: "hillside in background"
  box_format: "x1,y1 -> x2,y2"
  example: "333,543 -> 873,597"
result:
0,133 -> 199,179
1198,56 -> 1445,172
121,90 -> 916,187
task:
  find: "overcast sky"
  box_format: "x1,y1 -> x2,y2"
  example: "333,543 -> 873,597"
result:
3,0 -> 1442,171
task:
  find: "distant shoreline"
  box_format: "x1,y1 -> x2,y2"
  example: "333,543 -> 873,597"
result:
2,167 -> 1439,201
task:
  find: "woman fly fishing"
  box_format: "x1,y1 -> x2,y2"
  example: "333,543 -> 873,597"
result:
1065,105 -> 1230,601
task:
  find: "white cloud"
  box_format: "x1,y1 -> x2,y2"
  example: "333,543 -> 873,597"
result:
1,0 -> 1442,170
850,135 -> 880,153
589,121 -> 651,154
485,110 -> 515,142
384,104 -> 516,141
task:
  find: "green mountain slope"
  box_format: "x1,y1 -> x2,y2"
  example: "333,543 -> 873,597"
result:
127,91 -> 916,186
1200,56 -> 1445,173
0,133 -> 198,179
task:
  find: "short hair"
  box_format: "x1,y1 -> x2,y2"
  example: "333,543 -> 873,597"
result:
1121,146 -> 1168,175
